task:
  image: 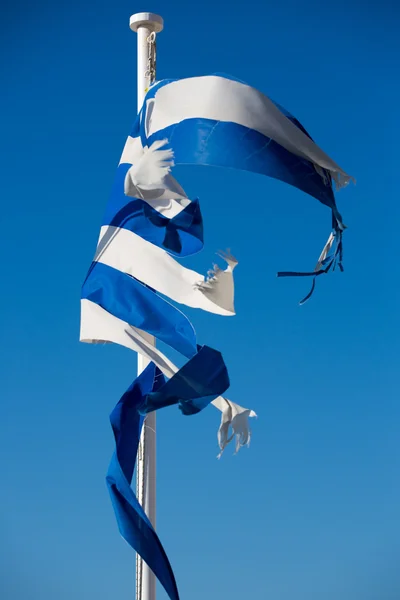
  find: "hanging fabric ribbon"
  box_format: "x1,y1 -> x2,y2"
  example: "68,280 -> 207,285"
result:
277,220 -> 344,304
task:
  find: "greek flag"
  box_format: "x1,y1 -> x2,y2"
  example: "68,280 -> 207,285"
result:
80,73 -> 352,600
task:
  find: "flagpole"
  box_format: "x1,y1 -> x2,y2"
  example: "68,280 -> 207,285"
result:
130,12 -> 164,600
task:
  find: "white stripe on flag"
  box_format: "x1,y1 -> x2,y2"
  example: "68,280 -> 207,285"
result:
94,226 -> 237,316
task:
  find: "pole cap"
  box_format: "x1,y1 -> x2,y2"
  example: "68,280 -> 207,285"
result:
130,12 -> 164,33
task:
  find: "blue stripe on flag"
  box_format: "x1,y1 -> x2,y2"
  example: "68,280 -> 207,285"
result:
146,118 -> 336,210
102,164 -> 204,256
82,261 -> 197,358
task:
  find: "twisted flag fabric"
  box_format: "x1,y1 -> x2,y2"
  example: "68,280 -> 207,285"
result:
80,73 -> 352,600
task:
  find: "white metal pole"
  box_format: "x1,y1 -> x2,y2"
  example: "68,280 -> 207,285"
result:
129,12 -> 164,600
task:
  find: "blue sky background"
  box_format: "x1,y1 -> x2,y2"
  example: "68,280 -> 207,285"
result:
1,1 -> 400,599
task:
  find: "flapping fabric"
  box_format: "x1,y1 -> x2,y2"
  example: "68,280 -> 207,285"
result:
80,105 -> 256,600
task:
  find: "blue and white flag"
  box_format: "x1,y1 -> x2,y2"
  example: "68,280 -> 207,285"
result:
80,73 -> 352,600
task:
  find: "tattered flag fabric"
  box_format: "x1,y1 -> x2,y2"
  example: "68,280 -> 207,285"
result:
80,73 -> 352,600
138,74 -> 354,302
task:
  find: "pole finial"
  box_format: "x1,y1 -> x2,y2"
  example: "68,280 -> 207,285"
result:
130,12 -> 163,33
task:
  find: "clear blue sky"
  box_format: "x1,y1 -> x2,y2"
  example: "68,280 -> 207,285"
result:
1,1 -> 399,599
